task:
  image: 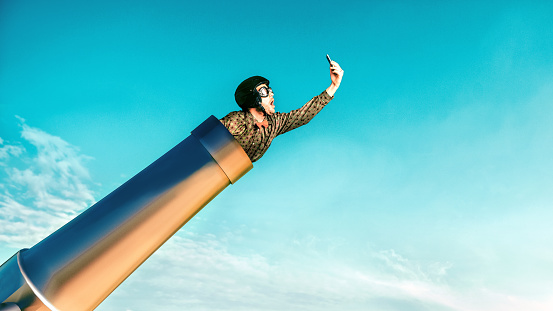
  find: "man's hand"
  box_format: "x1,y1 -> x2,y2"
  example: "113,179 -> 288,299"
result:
326,60 -> 344,97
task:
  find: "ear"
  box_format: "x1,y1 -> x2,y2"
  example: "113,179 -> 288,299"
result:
253,90 -> 262,108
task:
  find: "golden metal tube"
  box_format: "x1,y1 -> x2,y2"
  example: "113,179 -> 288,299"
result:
0,116 -> 252,311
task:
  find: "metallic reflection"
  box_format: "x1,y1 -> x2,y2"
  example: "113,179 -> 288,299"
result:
0,116 -> 252,310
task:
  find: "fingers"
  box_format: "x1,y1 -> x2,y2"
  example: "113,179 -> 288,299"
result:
330,61 -> 344,75
330,61 -> 342,70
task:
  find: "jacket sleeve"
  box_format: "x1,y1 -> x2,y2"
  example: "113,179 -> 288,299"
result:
275,91 -> 333,135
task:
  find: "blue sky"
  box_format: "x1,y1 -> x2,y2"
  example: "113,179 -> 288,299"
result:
2,0 -> 553,310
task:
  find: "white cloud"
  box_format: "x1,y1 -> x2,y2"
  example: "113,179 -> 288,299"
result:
95,236 -> 442,310
97,231 -> 553,311
374,249 -> 453,283
0,118 -> 96,248
0,138 -> 24,162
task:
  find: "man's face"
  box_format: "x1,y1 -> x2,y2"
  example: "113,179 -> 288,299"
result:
256,84 -> 275,115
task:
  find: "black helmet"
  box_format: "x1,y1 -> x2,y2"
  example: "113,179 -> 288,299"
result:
234,76 -> 270,111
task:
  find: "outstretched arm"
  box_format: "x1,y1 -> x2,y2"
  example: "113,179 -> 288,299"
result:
273,58 -> 344,135
325,60 -> 344,97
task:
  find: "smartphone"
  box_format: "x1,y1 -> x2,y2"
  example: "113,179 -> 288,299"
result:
326,54 -> 332,64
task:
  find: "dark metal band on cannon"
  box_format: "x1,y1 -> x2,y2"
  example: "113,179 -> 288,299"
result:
0,116 -> 253,311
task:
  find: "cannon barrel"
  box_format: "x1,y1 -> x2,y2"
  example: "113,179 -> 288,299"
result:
0,116 -> 252,311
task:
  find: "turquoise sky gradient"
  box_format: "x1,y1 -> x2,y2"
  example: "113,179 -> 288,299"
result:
2,1 -> 553,310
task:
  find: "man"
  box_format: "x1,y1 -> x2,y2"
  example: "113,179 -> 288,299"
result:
220,58 -> 344,162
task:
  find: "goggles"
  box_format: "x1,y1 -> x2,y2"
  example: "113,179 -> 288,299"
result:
256,86 -> 273,97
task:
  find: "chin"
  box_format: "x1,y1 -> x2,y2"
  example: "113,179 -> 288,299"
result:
262,106 -> 275,115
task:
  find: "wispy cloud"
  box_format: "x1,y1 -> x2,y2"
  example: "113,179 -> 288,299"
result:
0,138 -> 24,162
100,230 -> 553,311
373,249 -> 452,284
0,117 -> 96,248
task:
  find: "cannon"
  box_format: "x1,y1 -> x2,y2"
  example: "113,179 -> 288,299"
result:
0,116 -> 252,311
